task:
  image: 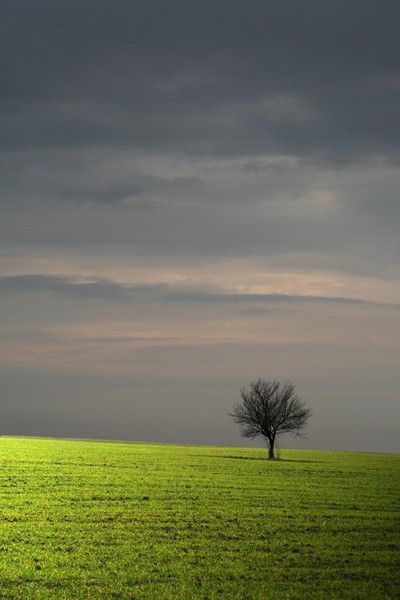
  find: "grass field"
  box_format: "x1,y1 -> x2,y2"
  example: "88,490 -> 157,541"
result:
0,437 -> 399,599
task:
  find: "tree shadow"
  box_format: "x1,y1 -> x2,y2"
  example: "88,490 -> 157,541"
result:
201,454 -> 324,464
204,454 -> 266,461
275,458 -> 325,464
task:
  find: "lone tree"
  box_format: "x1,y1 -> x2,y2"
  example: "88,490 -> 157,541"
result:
231,379 -> 311,459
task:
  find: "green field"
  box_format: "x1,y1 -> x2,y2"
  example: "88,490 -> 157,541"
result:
0,437 -> 399,599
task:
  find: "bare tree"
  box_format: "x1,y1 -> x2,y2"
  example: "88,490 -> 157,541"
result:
231,379 -> 312,459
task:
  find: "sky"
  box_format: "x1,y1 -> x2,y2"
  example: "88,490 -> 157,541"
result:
1,0 -> 399,452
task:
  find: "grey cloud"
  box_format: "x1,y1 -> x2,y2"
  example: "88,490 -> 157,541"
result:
1,1 -> 399,163
1,1 -> 400,453
142,290 -> 400,310
1,1 -> 399,276
0,331 -> 59,343
0,275 -> 131,300
0,150 -> 203,204
1,274 -> 398,309
93,336 -> 185,345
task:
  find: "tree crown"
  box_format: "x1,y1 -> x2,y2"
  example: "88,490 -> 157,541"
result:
231,378 -> 311,442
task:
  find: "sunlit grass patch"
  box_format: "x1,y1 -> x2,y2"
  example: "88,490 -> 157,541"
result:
0,437 -> 399,598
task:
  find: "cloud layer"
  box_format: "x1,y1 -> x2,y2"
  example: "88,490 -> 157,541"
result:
1,1 -> 399,451
2,1 -> 400,161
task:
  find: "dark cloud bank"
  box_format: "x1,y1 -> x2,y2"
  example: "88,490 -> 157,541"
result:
1,0 -> 400,162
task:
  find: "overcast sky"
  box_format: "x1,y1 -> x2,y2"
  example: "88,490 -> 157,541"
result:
1,1 -> 399,452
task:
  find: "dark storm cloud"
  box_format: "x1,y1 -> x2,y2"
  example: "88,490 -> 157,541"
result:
1,274 -> 397,309
1,0 -> 399,268
1,0 -> 399,162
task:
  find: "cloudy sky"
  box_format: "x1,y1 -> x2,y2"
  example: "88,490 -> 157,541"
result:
1,1 -> 399,452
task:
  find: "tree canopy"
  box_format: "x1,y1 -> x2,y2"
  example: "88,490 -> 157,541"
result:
231,379 -> 312,459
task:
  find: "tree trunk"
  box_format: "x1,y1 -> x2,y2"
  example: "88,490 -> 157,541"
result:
268,438 -> 275,460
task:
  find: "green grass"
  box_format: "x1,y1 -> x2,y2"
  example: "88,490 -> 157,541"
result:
0,437 -> 399,599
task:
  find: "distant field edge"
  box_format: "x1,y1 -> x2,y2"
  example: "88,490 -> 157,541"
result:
0,434 -> 399,457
